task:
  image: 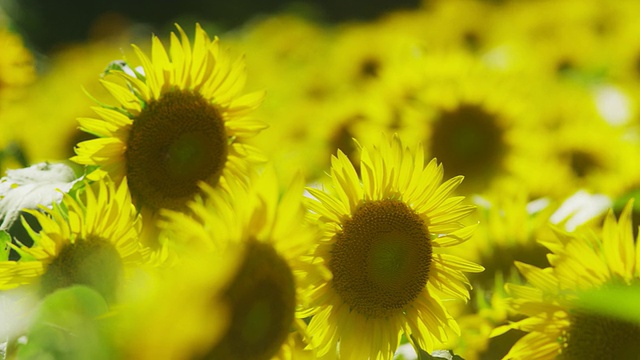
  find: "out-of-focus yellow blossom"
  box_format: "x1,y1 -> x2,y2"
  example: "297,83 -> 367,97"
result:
398,51 -> 552,195
1,32 -> 138,168
0,24 -> 37,171
145,166 -> 319,359
0,26 -> 36,103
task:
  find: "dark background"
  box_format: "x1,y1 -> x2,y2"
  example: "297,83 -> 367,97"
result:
1,0 -> 422,53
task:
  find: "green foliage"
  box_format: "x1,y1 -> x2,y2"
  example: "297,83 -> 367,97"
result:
0,230 -> 10,261
65,178 -> 88,204
576,284 -> 640,325
15,286 -> 115,360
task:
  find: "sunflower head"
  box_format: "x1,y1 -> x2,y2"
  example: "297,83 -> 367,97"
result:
395,50 -> 552,196
3,178 -> 148,302
0,26 -> 36,92
117,247 -> 239,360
158,166 -> 317,359
496,200 -> 640,359
71,23 -> 267,214
301,134 -> 483,358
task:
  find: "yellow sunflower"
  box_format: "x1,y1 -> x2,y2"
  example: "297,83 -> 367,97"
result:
546,114 -> 640,197
157,166 -> 318,359
0,25 -> 36,101
0,30 -> 138,168
605,0 -> 640,83
398,51 -> 553,196
521,78 -> 640,200
71,23 -> 267,213
0,25 -> 36,171
116,245 -> 240,360
234,15 -> 412,185
494,200 -> 640,359
435,184 -> 555,359
488,0 -> 609,83
300,134 -> 483,359
0,178 -> 149,302
395,0 -> 498,53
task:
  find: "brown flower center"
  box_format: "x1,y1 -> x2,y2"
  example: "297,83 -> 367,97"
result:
429,104 -> 506,192
125,90 -> 228,211
41,237 -> 123,302
330,199 -> 432,318
559,310 -> 640,360
203,241 -> 296,360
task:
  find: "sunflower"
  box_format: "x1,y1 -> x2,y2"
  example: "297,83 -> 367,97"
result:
325,20 -> 421,91
156,166 -> 318,359
0,25 -> 36,171
494,200 -> 640,359
1,30 -> 138,168
605,1 -> 640,83
533,89 -> 640,199
463,187 -> 554,292
71,23 -> 267,214
391,0 -> 498,53
300,134 -> 483,359
436,184 -> 555,359
116,244 -> 240,360
0,178 -> 149,302
235,15 -> 415,185
0,25 -> 36,101
398,51 -> 553,196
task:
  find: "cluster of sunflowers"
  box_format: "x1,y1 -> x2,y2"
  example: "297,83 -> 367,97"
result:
2,0 -> 640,359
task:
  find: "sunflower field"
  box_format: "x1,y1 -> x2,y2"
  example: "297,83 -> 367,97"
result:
2,0 -> 640,359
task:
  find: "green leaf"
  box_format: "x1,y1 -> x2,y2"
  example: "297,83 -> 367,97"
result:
66,177 -> 88,202
613,189 -> 640,213
0,230 -> 10,261
16,286 -> 115,360
101,60 -> 130,77
576,284 -> 640,325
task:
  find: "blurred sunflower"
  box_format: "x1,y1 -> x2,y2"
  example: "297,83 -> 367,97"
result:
399,51 -> 551,195
300,135 -> 483,359
1,32 -> 138,170
230,15 -> 336,183
326,19 -> 424,92
71,23 -> 267,214
0,178 -> 149,302
494,200 -> 640,359
406,0 -> 498,53
0,26 -> 36,102
117,245 -> 240,360
605,0 -> 640,83
0,25 -> 36,171
156,167 -> 318,359
233,14 -> 410,184
439,185 -> 554,359
533,88 -> 640,199
489,0 -> 609,83
463,188 -> 553,292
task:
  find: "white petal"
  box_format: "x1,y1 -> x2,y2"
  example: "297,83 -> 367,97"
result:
0,163 -> 82,230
